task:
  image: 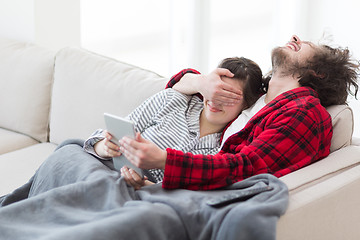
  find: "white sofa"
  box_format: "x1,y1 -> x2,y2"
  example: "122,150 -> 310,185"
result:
0,37 -> 359,240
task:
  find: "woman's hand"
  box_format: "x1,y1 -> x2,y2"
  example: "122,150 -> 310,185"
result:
119,133 -> 167,170
120,166 -> 154,190
94,130 -> 122,158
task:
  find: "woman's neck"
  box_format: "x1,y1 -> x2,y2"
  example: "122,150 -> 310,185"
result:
199,111 -> 225,138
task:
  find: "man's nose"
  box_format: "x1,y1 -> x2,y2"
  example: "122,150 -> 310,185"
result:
291,35 -> 301,43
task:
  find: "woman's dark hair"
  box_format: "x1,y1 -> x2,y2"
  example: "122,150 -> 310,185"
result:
218,57 -> 264,109
263,45 -> 359,107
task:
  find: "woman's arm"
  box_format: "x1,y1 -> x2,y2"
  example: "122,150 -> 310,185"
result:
83,129 -> 121,159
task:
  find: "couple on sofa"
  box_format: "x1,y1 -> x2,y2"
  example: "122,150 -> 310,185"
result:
0,33 -> 358,240
87,34 -> 359,191
2,34 -> 359,195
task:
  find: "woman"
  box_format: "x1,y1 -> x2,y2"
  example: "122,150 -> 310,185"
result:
84,57 -> 264,189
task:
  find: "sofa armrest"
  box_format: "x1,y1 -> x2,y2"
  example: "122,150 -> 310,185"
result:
280,145 -> 360,192
277,164 -> 360,240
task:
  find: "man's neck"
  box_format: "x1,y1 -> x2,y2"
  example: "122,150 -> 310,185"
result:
265,70 -> 301,104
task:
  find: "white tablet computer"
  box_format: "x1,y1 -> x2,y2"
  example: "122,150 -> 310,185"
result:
104,113 -> 144,178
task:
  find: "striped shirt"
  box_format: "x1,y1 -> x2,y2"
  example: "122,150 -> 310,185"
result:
84,88 -> 222,183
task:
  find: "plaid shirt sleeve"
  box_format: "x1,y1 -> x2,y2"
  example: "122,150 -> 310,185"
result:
165,68 -> 203,100
162,100 -> 332,190
165,68 -> 201,89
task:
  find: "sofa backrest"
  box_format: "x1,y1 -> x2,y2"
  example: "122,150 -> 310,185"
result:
326,104 -> 354,152
49,47 -> 168,144
0,37 -> 55,142
49,47 -> 354,149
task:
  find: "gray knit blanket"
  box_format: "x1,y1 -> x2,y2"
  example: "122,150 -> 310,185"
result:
0,139 -> 289,240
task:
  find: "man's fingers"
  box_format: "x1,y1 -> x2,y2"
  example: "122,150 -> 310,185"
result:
214,68 -> 234,78
221,81 -> 243,98
121,136 -> 143,150
119,138 -> 135,155
212,90 -> 243,106
119,137 -> 141,166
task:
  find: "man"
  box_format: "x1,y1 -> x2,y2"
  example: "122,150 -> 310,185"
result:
119,35 -> 359,190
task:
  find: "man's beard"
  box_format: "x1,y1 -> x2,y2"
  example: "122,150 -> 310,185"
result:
271,47 -> 304,76
271,47 -> 290,71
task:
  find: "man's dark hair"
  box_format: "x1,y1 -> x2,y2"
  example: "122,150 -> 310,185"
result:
263,45 -> 359,107
219,57 -> 264,109
297,45 -> 359,107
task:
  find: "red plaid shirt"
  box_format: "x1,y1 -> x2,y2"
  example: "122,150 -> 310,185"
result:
162,69 -> 333,190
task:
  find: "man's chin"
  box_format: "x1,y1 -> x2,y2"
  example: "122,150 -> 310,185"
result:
271,47 -> 289,68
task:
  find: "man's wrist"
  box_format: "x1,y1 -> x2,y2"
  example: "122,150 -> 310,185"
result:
159,149 -> 167,169
184,73 -> 204,93
172,72 -> 200,95
195,74 -> 206,95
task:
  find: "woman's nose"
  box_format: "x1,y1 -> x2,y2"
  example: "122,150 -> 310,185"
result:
208,101 -> 222,109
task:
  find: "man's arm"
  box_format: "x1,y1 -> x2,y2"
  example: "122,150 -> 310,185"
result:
166,68 -> 201,95
167,68 -> 243,105
162,107 -> 332,190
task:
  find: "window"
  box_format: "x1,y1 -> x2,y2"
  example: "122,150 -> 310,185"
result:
81,0 -> 275,76
81,0 -> 171,76
81,0 -> 359,137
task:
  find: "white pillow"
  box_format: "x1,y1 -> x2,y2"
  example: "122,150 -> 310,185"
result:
49,47 -> 168,144
326,105 -> 354,152
0,38 -> 55,142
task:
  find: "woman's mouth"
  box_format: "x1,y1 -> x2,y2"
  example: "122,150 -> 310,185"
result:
207,101 -> 222,112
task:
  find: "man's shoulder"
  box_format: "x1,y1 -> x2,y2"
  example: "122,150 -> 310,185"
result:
279,87 -> 325,111
281,92 -> 331,125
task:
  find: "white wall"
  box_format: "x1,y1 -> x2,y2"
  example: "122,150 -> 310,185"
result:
0,0 -> 35,42
0,0 -> 80,51
35,0 -> 81,50
307,0 -> 360,137
0,0 -> 359,136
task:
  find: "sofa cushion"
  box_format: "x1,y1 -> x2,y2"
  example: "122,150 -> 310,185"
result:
0,38 -> 55,142
49,47 -> 168,144
326,105 -> 353,152
0,143 -> 57,196
0,128 -> 39,155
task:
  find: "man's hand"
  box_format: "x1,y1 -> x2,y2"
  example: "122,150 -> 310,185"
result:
173,68 -> 243,106
199,68 -> 243,106
119,133 -> 167,170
